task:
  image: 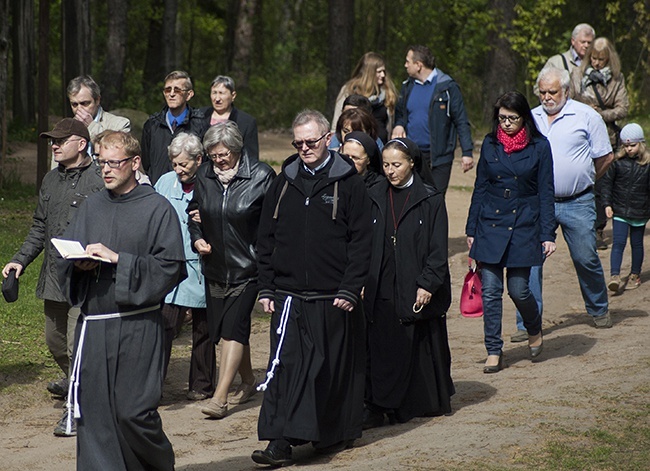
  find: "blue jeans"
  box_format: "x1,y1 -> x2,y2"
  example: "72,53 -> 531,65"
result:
482,264 -> 541,355
610,218 -> 646,275
516,192 -> 608,325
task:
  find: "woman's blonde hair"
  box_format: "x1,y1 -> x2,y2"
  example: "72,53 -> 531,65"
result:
344,52 -> 398,112
616,141 -> 650,165
579,37 -> 622,78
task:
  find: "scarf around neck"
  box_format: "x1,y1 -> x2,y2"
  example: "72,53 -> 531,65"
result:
582,66 -> 612,89
213,158 -> 240,188
497,126 -> 529,154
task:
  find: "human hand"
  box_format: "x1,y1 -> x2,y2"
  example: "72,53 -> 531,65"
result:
542,241 -> 556,258
461,156 -> 474,173
73,260 -> 100,271
466,236 -> 474,250
194,238 -> 212,255
333,298 -> 354,312
85,243 -> 119,264
259,298 -> 275,314
605,206 -> 613,219
2,262 -> 23,278
391,126 -> 406,139
74,108 -> 94,126
189,209 -> 201,224
414,287 -> 432,310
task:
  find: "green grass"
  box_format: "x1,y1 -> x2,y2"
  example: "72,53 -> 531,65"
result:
0,187 -> 60,393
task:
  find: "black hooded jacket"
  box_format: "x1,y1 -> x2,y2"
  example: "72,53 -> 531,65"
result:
257,151 -> 372,305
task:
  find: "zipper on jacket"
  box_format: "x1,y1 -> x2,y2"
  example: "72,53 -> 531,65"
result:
305,197 -> 310,206
221,186 -> 230,284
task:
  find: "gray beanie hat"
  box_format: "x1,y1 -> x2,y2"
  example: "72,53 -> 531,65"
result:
620,123 -> 645,144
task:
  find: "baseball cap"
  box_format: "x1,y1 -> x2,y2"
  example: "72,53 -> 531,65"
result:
40,118 -> 91,142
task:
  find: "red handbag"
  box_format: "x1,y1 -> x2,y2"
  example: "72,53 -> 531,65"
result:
460,258 -> 483,318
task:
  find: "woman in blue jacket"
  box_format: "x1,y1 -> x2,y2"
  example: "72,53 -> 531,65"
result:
466,91 -> 556,373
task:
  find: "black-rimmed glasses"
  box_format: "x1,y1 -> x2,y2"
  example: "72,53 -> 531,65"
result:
97,156 -> 134,168
498,115 -> 521,124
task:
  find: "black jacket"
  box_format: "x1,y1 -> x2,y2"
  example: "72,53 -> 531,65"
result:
601,156 -> 650,220
200,106 -> 259,159
11,162 -> 104,302
257,151 -> 372,305
364,174 -> 451,323
188,153 -> 275,284
141,106 -> 209,185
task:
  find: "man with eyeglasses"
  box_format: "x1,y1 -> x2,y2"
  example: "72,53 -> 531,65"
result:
513,66 -> 613,333
392,44 -> 474,195
2,118 -> 103,437
51,76 -> 131,170
58,131 -> 186,470
252,110 -> 371,466
141,70 -> 208,184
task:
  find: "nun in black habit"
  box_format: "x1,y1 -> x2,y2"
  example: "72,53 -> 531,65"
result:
362,137 -> 454,428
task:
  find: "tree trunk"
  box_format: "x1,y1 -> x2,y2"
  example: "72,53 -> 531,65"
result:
0,0 -> 8,187
11,0 -> 36,126
62,0 -> 91,116
326,0 -> 355,119
101,0 -> 128,110
483,0 -> 517,124
143,7 -> 163,92
162,0 -> 178,73
231,0 -> 257,89
37,0 -> 50,191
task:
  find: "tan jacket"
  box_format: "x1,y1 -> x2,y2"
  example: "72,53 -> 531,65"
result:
571,69 -> 629,145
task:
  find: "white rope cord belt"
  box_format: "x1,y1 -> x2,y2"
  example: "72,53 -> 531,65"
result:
65,304 -> 159,435
257,296 -> 293,392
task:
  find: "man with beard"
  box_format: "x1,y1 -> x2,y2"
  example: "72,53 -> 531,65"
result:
520,67 -> 613,331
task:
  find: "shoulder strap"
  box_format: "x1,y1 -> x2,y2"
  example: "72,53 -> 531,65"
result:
561,54 -> 569,72
273,181 -> 289,220
591,83 -> 606,109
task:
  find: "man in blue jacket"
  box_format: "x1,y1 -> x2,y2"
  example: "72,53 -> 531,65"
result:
392,45 -> 474,194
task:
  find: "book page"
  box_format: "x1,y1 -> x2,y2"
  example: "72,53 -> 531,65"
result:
51,238 -> 112,263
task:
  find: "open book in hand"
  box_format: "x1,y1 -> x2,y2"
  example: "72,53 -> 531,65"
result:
51,238 -> 113,263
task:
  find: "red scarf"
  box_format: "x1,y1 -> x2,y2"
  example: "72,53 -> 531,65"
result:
497,126 -> 529,154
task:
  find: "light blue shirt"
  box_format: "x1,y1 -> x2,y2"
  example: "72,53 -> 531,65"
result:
532,99 -> 612,198
154,171 -> 206,308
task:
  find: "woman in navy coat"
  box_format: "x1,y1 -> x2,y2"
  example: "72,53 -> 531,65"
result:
466,91 -> 556,373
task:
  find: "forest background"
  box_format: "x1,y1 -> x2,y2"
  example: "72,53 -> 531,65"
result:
1,0 -> 650,188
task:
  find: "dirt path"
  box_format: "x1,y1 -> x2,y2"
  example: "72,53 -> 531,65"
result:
1,134 -> 648,470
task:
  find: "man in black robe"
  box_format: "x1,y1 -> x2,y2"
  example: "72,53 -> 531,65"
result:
252,110 -> 372,466
59,131 -> 186,470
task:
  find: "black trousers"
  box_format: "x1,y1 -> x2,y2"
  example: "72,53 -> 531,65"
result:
162,304 -> 216,396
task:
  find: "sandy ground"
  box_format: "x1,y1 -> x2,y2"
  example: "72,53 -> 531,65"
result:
1,133 -> 649,470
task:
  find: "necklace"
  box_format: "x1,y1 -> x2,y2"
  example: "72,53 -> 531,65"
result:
389,187 -> 411,246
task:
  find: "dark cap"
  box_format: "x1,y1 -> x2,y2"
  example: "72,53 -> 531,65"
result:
40,118 -> 90,142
